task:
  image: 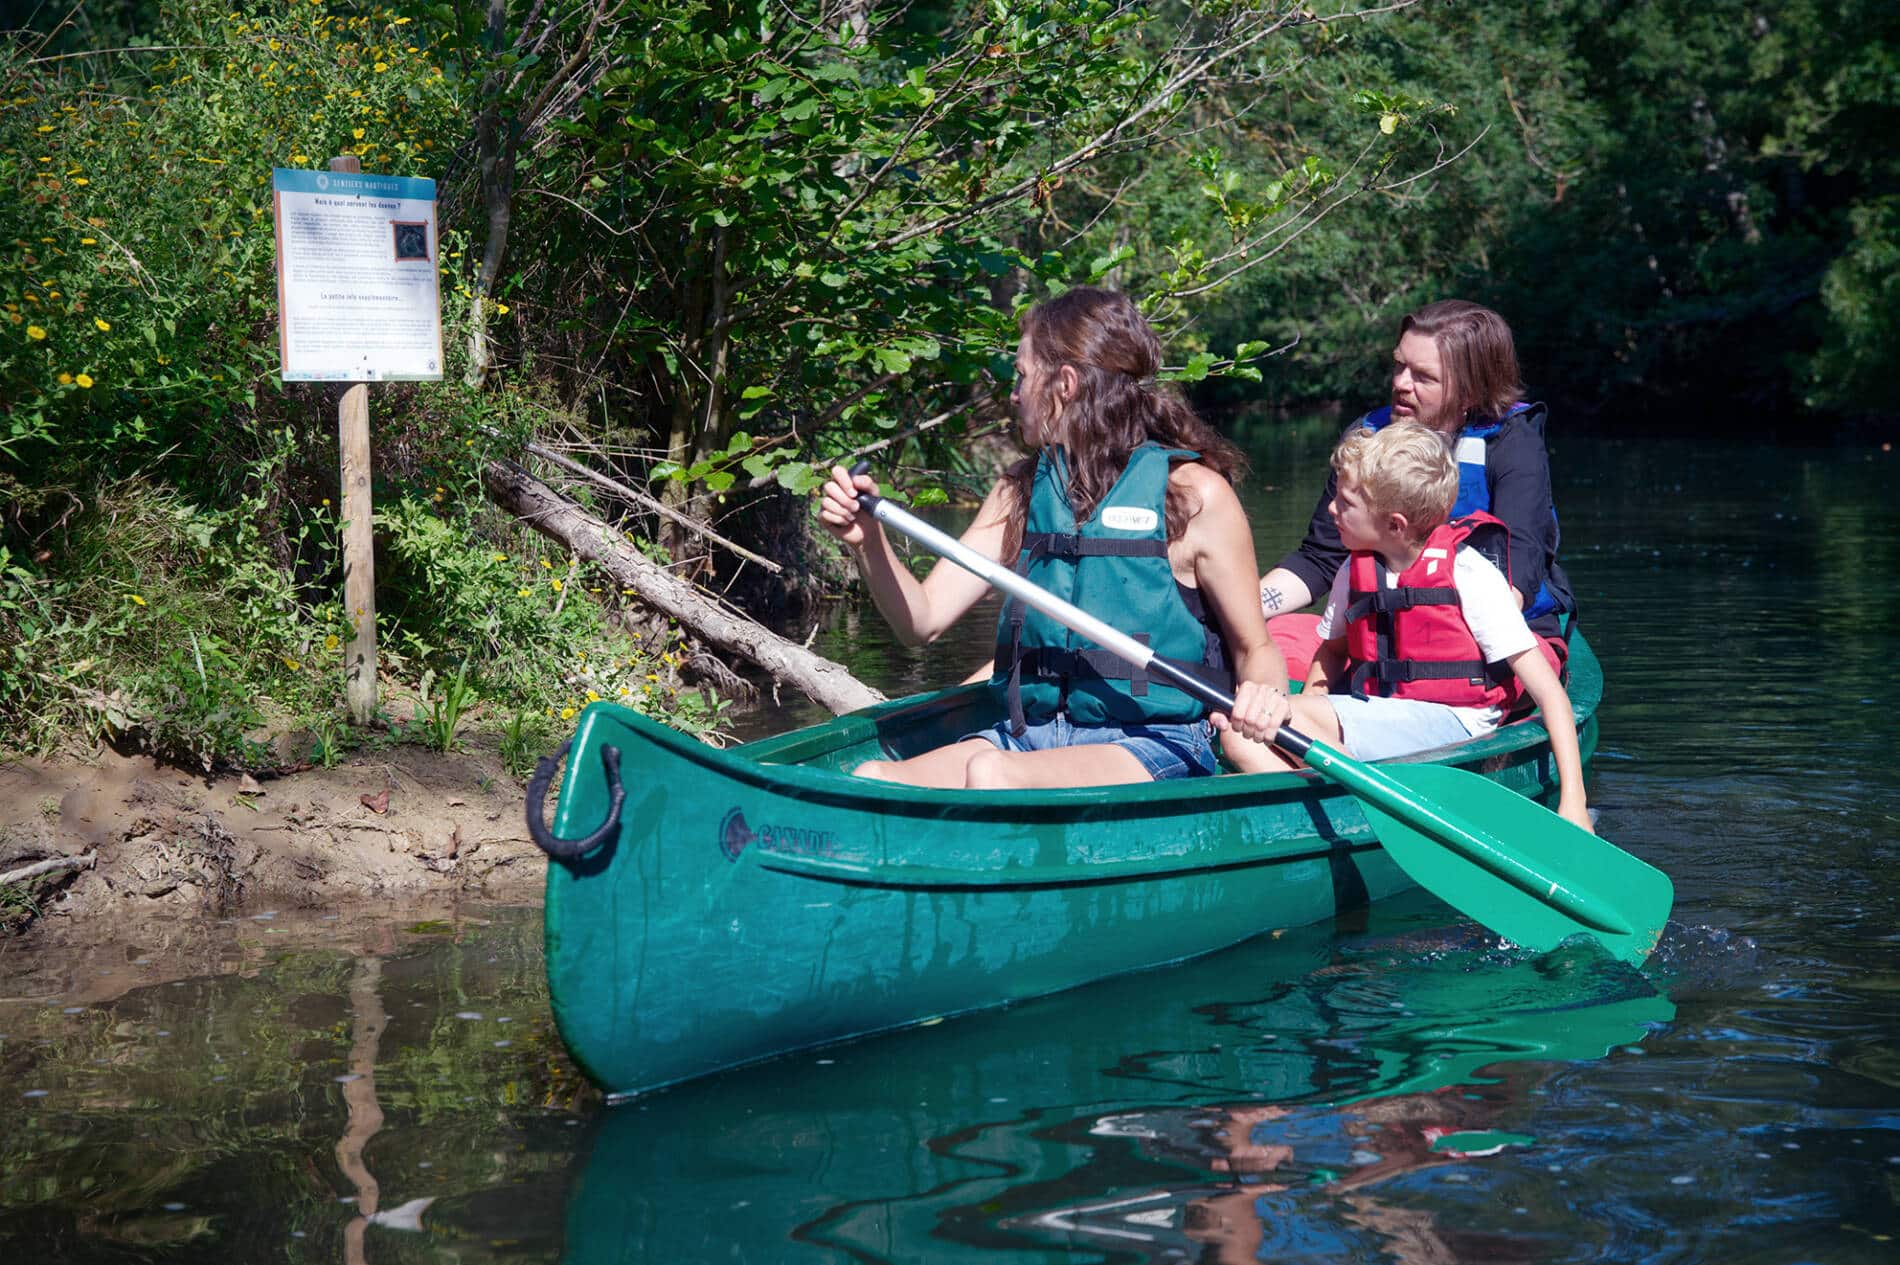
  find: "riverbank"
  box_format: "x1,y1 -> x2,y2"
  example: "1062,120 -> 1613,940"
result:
0,745 -> 544,941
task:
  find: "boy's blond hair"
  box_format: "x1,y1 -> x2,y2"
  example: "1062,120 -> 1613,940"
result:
1331,421 -> 1458,541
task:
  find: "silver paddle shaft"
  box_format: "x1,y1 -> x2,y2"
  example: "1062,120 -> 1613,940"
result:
858,491 -> 1249,721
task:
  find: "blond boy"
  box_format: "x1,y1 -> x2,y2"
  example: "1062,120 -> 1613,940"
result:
1225,422 -> 1591,833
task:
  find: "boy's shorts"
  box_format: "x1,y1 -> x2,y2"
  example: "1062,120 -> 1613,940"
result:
1322,695 -> 1479,762
965,713 -> 1219,780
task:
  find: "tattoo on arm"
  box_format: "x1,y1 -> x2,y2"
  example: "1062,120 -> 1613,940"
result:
1261,585 -> 1286,613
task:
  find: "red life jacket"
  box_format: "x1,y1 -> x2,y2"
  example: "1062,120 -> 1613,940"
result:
1343,513 -> 1522,711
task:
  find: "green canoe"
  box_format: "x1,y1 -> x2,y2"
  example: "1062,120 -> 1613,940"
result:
533,633 -> 1604,1098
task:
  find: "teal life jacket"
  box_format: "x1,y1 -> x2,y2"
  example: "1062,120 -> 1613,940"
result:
993,442 -> 1233,733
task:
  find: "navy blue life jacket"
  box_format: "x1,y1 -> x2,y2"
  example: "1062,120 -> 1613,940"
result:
1359,404 -> 1566,620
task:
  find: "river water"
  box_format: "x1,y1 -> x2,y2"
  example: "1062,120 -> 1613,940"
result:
3,426 -> 1898,1263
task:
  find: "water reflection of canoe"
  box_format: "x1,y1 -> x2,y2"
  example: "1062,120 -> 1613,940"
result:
554,906 -> 1671,1265
540,634 -> 1604,1098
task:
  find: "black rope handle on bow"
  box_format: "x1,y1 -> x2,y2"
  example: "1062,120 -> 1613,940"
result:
524,739 -> 626,860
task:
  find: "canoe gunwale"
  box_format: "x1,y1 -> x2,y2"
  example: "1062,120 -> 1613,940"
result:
557,633 -> 1601,830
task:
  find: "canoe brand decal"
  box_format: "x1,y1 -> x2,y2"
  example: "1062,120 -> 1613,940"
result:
718,808 -> 836,862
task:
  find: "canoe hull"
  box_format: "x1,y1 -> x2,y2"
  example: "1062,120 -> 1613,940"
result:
544,638 -> 1603,1097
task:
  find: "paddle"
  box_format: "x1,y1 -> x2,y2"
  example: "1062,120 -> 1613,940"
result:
842,463 -> 1673,963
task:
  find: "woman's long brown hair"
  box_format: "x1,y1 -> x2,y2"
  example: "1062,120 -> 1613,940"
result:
1000,286 -> 1245,558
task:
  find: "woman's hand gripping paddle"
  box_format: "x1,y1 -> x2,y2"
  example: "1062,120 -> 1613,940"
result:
842,463 -> 1673,963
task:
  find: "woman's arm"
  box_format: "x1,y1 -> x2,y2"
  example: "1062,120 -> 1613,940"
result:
1484,417 -> 1560,610
1258,566 -> 1316,617
818,465 -> 1010,646
1175,464 -> 1291,741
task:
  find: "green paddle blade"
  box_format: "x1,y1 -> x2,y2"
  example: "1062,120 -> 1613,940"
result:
1352,761 -> 1673,963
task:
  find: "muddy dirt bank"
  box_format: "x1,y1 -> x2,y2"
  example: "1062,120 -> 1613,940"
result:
0,746 -> 547,942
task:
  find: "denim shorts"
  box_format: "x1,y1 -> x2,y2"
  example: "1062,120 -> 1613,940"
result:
1323,695 -> 1478,762
965,712 -> 1219,780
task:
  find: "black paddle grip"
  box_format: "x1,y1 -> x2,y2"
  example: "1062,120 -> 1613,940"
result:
525,739 -> 625,860
846,458 -> 880,513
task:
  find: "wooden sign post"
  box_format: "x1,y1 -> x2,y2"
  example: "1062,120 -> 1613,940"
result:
330,156 -> 379,724
272,153 -> 443,727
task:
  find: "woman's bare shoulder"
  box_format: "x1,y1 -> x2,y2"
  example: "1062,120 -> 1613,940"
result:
1167,458 -> 1238,512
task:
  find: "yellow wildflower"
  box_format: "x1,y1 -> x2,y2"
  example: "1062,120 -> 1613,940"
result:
74,373 -> 92,388
352,127 -> 365,140
282,656 -> 301,670
80,237 -> 96,245
560,706 -> 576,721
550,578 -> 563,592
26,325 -> 46,340
516,587 -> 531,597
130,594 -> 147,606
496,303 -> 509,314
373,62 -> 388,72
321,497 -> 331,506
36,124 -> 52,133
492,552 -> 507,561
94,317 -> 110,331
586,690 -> 600,702
57,372 -> 72,384
72,178 -> 88,186
325,634 -> 340,650
539,558 -> 552,569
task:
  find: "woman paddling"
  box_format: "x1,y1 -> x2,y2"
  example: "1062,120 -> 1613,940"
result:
1256,300 -> 1576,682
818,286 -> 1290,789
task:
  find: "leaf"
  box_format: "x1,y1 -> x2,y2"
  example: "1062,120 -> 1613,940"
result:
703,470 -> 735,493
1380,112 -> 1400,135
775,462 -> 823,494
891,335 -> 941,360
1176,352 -> 1218,382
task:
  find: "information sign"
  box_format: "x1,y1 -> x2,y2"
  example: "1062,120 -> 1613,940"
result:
272,167 -> 443,381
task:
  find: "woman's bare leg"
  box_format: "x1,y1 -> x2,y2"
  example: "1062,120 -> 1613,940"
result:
854,738 -> 997,788
962,743 -> 1152,789
857,737 -> 1163,789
